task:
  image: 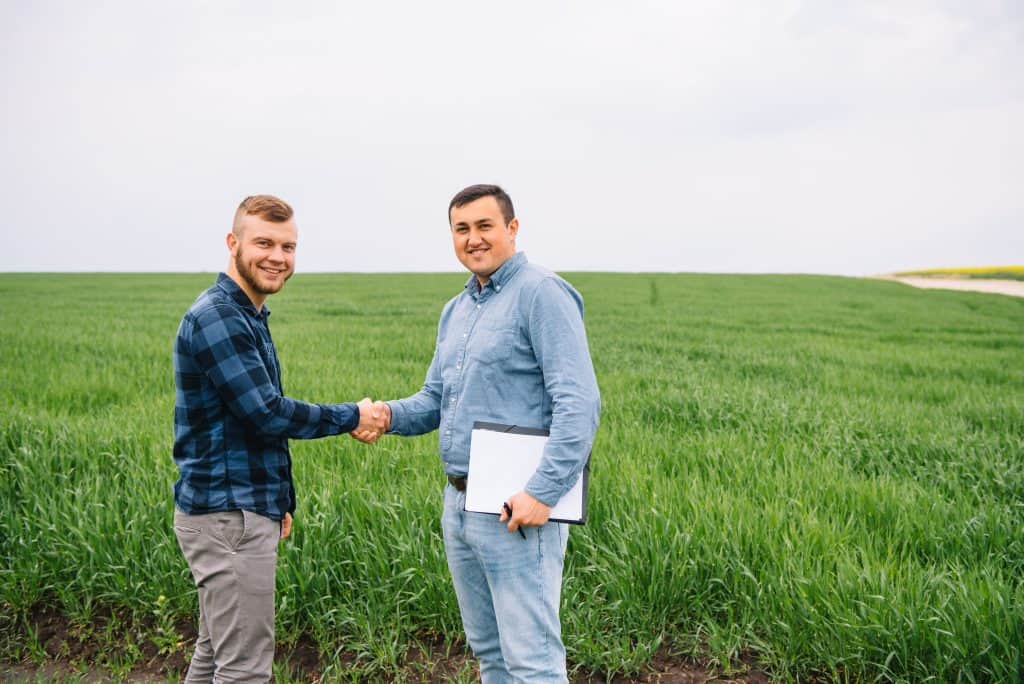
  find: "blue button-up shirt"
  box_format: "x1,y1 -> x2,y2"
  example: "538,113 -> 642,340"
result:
387,253 -> 600,506
173,273 -> 360,520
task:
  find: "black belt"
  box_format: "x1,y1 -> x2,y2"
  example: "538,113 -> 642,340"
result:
447,474 -> 467,492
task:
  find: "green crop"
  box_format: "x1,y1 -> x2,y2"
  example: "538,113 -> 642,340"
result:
1,272 -> 1021,681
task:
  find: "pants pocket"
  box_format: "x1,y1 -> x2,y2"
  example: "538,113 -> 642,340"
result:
236,511 -> 278,595
200,511 -> 244,551
173,509 -> 202,534
227,510 -> 248,551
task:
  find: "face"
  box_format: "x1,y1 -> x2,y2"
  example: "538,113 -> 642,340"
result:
226,214 -> 297,305
450,196 -> 518,284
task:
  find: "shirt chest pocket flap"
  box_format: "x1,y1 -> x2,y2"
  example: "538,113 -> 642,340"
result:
469,323 -> 517,364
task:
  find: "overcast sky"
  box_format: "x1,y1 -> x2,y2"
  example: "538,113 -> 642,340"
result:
3,1 -> 1021,275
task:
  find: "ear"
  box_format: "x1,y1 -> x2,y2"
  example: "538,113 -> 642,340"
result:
226,231 -> 238,253
507,217 -> 519,240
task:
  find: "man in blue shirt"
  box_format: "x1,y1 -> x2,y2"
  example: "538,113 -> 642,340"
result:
356,185 -> 601,682
173,194 -> 385,682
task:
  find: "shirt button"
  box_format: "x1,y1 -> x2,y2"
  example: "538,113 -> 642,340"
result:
477,304 -> 481,309
450,397 -> 456,403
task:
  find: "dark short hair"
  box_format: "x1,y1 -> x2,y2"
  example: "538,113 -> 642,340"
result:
448,184 -> 515,225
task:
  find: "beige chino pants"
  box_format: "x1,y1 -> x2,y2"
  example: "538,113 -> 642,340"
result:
174,508 -> 279,683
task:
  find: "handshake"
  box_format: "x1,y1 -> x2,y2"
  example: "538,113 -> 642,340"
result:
352,397 -> 391,444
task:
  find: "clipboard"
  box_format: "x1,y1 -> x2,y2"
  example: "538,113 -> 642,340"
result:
465,421 -> 588,525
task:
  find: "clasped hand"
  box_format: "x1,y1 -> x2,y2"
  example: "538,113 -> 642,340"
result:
351,397 -> 390,444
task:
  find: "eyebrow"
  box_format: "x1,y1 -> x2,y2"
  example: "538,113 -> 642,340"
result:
452,218 -> 493,229
250,235 -> 296,246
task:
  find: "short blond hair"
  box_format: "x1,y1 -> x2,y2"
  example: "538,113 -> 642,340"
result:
233,195 -> 294,233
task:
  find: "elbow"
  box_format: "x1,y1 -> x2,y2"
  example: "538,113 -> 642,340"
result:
241,395 -> 288,435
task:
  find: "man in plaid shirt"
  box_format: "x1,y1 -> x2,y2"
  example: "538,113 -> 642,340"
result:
172,194 -> 385,682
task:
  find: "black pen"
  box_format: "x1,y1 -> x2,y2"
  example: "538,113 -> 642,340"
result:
503,502 -> 527,539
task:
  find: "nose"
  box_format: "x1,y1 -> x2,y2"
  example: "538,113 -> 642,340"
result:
267,245 -> 287,264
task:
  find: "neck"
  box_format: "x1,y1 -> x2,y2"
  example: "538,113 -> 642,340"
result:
475,252 -> 516,289
226,267 -> 266,310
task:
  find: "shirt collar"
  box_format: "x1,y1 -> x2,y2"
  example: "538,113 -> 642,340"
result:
215,272 -> 270,319
463,252 -> 528,297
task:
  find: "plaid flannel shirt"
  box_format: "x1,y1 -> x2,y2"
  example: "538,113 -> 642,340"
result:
173,273 -> 358,520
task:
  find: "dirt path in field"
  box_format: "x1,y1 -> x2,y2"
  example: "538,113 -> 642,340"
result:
878,276 -> 1024,298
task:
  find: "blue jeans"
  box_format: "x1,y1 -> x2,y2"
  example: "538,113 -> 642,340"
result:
442,484 -> 570,683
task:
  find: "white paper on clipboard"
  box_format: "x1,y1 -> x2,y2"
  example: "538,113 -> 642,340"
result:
464,422 -> 587,524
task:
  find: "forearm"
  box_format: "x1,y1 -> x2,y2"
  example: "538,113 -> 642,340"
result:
524,396 -> 600,505
190,310 -> 360,439
386,390 -> 441,436
237,390 -> 360,438
385,344 -> 444,436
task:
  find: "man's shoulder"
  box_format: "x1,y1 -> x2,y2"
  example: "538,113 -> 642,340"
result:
516,262 -> 580,301
181,284 -> 245,332
439,288 -> 468,316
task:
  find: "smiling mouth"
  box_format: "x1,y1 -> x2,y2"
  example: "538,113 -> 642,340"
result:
259,266 -> 285,276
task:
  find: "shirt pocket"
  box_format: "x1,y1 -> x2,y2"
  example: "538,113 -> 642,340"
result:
469,325 -> 517,365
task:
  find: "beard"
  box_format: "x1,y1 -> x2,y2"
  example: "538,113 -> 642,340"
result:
234,248 -> 291,296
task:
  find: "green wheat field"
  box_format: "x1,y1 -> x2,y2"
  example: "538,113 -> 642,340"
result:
1,273 -> 1022,682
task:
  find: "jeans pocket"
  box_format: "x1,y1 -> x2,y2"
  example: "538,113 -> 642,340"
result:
173,524 -> 201,535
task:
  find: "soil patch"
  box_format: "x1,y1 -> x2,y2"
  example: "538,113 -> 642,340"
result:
2,609 -> 774,682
